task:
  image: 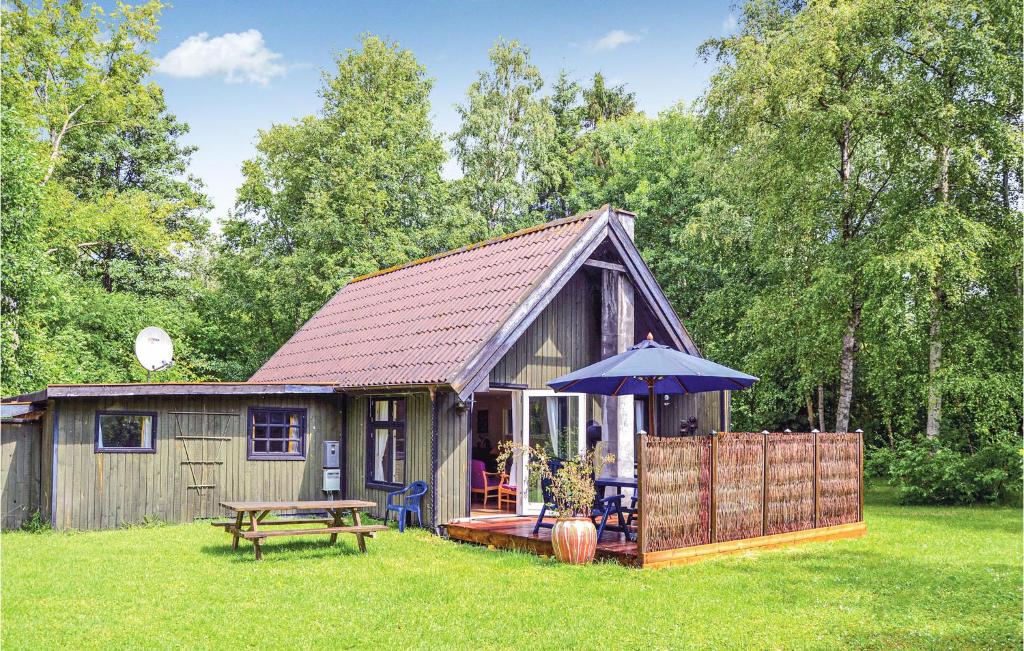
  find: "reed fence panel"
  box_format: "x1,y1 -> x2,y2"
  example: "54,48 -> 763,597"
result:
638,431 -> 863,554
638,436 -> 711,552
764,433 -> 815,534
816,432 -> 862,526
714,432 -> 765,542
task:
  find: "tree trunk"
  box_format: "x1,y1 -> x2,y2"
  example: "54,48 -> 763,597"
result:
833,121 -> 859,435
926,298 -> 942,439
926,144 -> 950,440
835,303 -> 861,433
817,385 -> 825,432
805,394 -> 815,429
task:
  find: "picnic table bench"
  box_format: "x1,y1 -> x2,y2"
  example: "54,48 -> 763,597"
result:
216,500 -> 384,560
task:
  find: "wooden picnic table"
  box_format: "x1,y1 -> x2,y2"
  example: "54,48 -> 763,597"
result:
216,499 -> 384,560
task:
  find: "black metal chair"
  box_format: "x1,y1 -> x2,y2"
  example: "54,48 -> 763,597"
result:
532,459 -> 626,540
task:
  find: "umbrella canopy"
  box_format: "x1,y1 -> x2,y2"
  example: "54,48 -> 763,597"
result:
548,335 -> 758,396
547,334 -> 758,435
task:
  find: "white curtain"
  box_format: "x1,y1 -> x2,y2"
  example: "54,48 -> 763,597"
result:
140,417 -> 153,448
545,397 -> 560,457
374,431 -> 387,480
510,392 -> 522,493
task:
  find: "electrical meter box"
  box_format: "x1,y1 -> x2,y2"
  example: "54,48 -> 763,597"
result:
322,440 -> 340,468
323,469 -> 341,492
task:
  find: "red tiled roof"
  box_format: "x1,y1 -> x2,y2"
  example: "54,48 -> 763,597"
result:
249,210 -> 603,386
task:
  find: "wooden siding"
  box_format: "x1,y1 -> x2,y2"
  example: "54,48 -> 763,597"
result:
489,272 -> 600,388
1,421 -> 43,530
657,391 -> 728,436
435,391 -> 468,525
343,392 -> 435,525
50,395 -> 341,530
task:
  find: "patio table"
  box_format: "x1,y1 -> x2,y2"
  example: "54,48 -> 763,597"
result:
216,499 -> 384,560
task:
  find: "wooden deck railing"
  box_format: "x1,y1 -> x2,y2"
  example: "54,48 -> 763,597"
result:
638,431 -> 863,554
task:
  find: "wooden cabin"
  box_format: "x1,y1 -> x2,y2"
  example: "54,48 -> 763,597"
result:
1,207 -> 728,531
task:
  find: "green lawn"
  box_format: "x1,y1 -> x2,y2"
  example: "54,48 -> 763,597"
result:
2,487 -> 1020,650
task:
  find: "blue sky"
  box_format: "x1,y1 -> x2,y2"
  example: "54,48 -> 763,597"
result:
151,1 -> 738,220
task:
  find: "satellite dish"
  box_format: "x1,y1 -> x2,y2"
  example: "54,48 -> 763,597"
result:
135,327 -> 173,375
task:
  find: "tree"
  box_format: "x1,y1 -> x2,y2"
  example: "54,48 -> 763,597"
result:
700,0 -> 903,432
453,39 -> 555,235
2,0 -> 164,185
536,70 -> 582,219
887,0 -> 1022,440
0,106 -> 54,392
1,0 -> 213,392
581,72 -> 636,130
536,70 -> 639,220
209,35 -> 466,378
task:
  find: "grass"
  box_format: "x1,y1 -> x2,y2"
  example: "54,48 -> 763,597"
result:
2,486 -> 1020,650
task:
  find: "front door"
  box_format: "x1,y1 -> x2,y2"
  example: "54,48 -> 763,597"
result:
517,390 -> 585,515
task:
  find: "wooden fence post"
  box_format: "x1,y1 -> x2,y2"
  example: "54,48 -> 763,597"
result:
637,432 -> 645,555
761,432 -> 768,536
812,430 -> 819,528
856,429 -> 864,522
710,432 -> 717,544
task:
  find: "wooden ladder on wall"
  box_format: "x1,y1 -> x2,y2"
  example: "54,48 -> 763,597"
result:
170,412 -> 236,502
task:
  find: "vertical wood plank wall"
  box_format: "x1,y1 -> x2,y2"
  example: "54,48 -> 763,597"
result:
0,422 -> 43,529
657,392 -> 727,436
50,394 -> 341,530
489,272 -> 599,389
343,391 -> 435,524
435,391 -> 468,525
487,270 -> 728,436
488,271 -> 605,422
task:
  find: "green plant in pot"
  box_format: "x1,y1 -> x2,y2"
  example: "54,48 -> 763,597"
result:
497,439 -> 614,565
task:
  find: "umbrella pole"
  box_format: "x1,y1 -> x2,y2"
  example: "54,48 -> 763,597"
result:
647,378 -> 656,437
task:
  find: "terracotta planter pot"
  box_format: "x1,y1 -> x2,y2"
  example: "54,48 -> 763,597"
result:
550,517 -> 597,565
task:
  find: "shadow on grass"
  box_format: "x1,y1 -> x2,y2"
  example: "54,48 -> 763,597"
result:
200,537 -> 372,562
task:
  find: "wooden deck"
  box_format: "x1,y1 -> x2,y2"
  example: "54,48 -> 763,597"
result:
446,517 -> 867,569
446,517 -> 640,566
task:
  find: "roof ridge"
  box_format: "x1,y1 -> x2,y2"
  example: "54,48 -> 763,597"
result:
346,205 -> 609,285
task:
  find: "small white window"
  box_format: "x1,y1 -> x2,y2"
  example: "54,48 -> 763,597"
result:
96,412 -> 156,452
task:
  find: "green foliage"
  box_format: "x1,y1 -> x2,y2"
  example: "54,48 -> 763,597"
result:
0,0 -> 213,394
453,39 -> 555,234
496,440 -> 614,517
18,511 -> 50,534
871,434 -> 1023,505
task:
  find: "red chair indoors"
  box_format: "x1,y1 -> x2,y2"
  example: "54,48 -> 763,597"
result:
470,460 -> 502,506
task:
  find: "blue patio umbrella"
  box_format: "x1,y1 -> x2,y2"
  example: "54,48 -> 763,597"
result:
547,334 -> 758,436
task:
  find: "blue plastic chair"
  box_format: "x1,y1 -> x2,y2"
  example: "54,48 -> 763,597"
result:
384,481 -> 428,532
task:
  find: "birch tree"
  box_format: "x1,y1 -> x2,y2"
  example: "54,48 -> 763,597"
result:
700,0 -> 901,432
453,40 -> 555,235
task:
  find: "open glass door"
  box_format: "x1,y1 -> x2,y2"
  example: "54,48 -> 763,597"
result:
517,390 -> 585,515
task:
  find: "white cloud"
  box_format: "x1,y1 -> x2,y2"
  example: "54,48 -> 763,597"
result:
722,13 -> 738,32
156,29 -> 286,85
589,30 -> 641,52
